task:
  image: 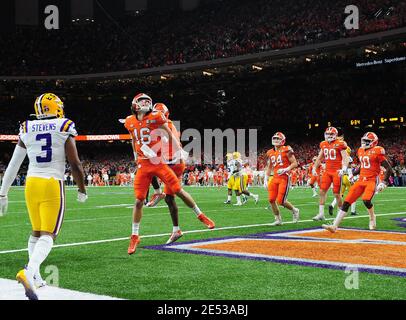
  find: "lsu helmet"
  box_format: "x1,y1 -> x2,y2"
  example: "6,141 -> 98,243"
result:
34,93 -> 64,119
226,153 -> 233,161
272,132 -> 286,146
153,103 -> 169,119
232,152 -> 241,160
346,146 -> 351,156
132,93 -> 153,114
361,132 -> 378,149
324,127 -> 338,142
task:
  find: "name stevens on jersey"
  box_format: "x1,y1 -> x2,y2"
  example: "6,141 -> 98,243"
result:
31,123 -> 57,132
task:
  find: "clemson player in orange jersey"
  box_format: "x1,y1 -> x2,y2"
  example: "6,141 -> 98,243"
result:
323,132 -> 393,232
264,132 -> 300,226
124,94 -> 215,254
312,127 -> 350,221
308,156 -> 320,197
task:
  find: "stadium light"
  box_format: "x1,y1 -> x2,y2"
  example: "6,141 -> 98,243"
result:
305,57 -> 312,62
160,75 -> 168,80
203,71 -> 213,76
252,65 -> 262,71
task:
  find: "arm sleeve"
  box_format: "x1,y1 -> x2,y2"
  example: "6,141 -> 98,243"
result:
0,145 -> 27,196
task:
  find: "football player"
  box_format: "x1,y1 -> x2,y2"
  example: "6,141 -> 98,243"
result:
224,153 -> 235,204
264,132 -> 300,226
0,93 -> 87,300
231,152 -> 259,206
323,132 -> 393,232
312,127 -> 350,221
328,146 -> 357,216
308,156 -> 320,197
124,94 -> 215,254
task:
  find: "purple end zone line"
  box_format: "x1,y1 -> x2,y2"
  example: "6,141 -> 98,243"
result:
144,227 -> 406,278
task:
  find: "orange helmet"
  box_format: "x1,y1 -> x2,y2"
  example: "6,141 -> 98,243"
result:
361,132 -> 378,149
153,102 -> 169,119
272,132 -> 286,146
132,93 -> 152,114
324,127 -> 338,142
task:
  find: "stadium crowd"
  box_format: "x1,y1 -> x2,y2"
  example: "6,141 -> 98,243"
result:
0,0 -> 405,75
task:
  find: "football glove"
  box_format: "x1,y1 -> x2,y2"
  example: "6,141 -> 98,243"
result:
77,191 -> 88,203
376,182 -> 387,193
0,195 -> 8,217
263,176 -> 269,190
338,167 -> 348,177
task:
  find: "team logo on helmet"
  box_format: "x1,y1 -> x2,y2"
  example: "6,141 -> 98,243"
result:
34,93 -> 64,119
132,93 -> 153,114
361,132 -> 378,149
324,127 -> 338,143
272,132 -> 286,146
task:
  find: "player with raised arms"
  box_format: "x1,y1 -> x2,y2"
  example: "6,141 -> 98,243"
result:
0,93 -> 87,300
323,132 -> 393,232
312,127 -> 350,221
264,132 -> 300,226
124,94 -> 215,254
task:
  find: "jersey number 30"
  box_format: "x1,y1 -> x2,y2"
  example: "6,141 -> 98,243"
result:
36,133 -> 52,163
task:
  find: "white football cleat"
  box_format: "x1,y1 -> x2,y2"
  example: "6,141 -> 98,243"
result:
369,215 -> 376,230
312,214 -> 325,221
233,203 -> 242,206
270,219 -> 282,226
292,208 -> 300,223
322,224 -> 337,233
253,194 -> 259,204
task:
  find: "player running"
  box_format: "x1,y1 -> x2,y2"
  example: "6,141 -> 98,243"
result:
323,132 -> 393,232
0,93 -> 87,300
124,94 -> 215,254
264,132 -> 300,226
312,127 -> 350,221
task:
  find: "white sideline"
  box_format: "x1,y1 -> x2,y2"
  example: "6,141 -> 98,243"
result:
0,211 -> 405,255
0,278 -> 122,300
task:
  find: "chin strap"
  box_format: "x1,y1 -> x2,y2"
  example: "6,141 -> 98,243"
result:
0,145 -> 27,196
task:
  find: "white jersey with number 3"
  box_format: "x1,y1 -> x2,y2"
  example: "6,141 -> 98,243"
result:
19,118 -> 78,180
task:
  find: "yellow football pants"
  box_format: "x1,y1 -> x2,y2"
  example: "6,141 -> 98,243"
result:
25,177 -> 65,236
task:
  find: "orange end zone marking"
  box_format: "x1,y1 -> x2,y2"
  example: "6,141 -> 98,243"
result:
287,229 -> 406,242
194,239 -> 406,269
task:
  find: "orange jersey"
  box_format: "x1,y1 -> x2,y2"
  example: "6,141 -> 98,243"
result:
266,145 -> 294,178
320,140 -> 347,172
357,146 -> 386,180
161,119 -> 181,162
308,163 -> 320,176
124,111 -> 167,160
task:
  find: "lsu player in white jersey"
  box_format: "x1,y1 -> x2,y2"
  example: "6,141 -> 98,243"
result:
224,152 -> 258,205
0,93 -> 87,300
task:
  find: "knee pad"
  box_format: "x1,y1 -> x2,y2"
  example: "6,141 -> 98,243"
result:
363,200 -> 373,209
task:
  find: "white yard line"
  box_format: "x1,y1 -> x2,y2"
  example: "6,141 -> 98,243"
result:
0,211 -> 405,255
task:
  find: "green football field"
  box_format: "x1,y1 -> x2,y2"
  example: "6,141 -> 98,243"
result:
0,185 -> 406,300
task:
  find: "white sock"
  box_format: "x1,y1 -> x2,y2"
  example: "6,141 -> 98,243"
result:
236,196 -> 242,204
245,192 -> 252,197
351,202 -> 356,213
275,214 -> 282,222
27,235 -> 53,276
173,226 -> 180,233
132,223 -> 140,235
331,198 -> 337,208
28,236 -> 42,280
367,206 -> 375,219
192,205 -> 202,216
333,209 -> 347,228
319,205 -> 325,216
227,195 -> 231,201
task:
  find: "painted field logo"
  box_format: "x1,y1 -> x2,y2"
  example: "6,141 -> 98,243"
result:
145,228 -> 406,277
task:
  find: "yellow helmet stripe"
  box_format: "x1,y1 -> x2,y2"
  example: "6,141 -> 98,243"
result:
36,94 -> 45,116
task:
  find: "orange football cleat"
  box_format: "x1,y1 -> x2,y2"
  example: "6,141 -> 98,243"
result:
166,230 -> 183,244
146,193 -> 166,207
128,235 -> 140,255
197,213 -> 215,229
